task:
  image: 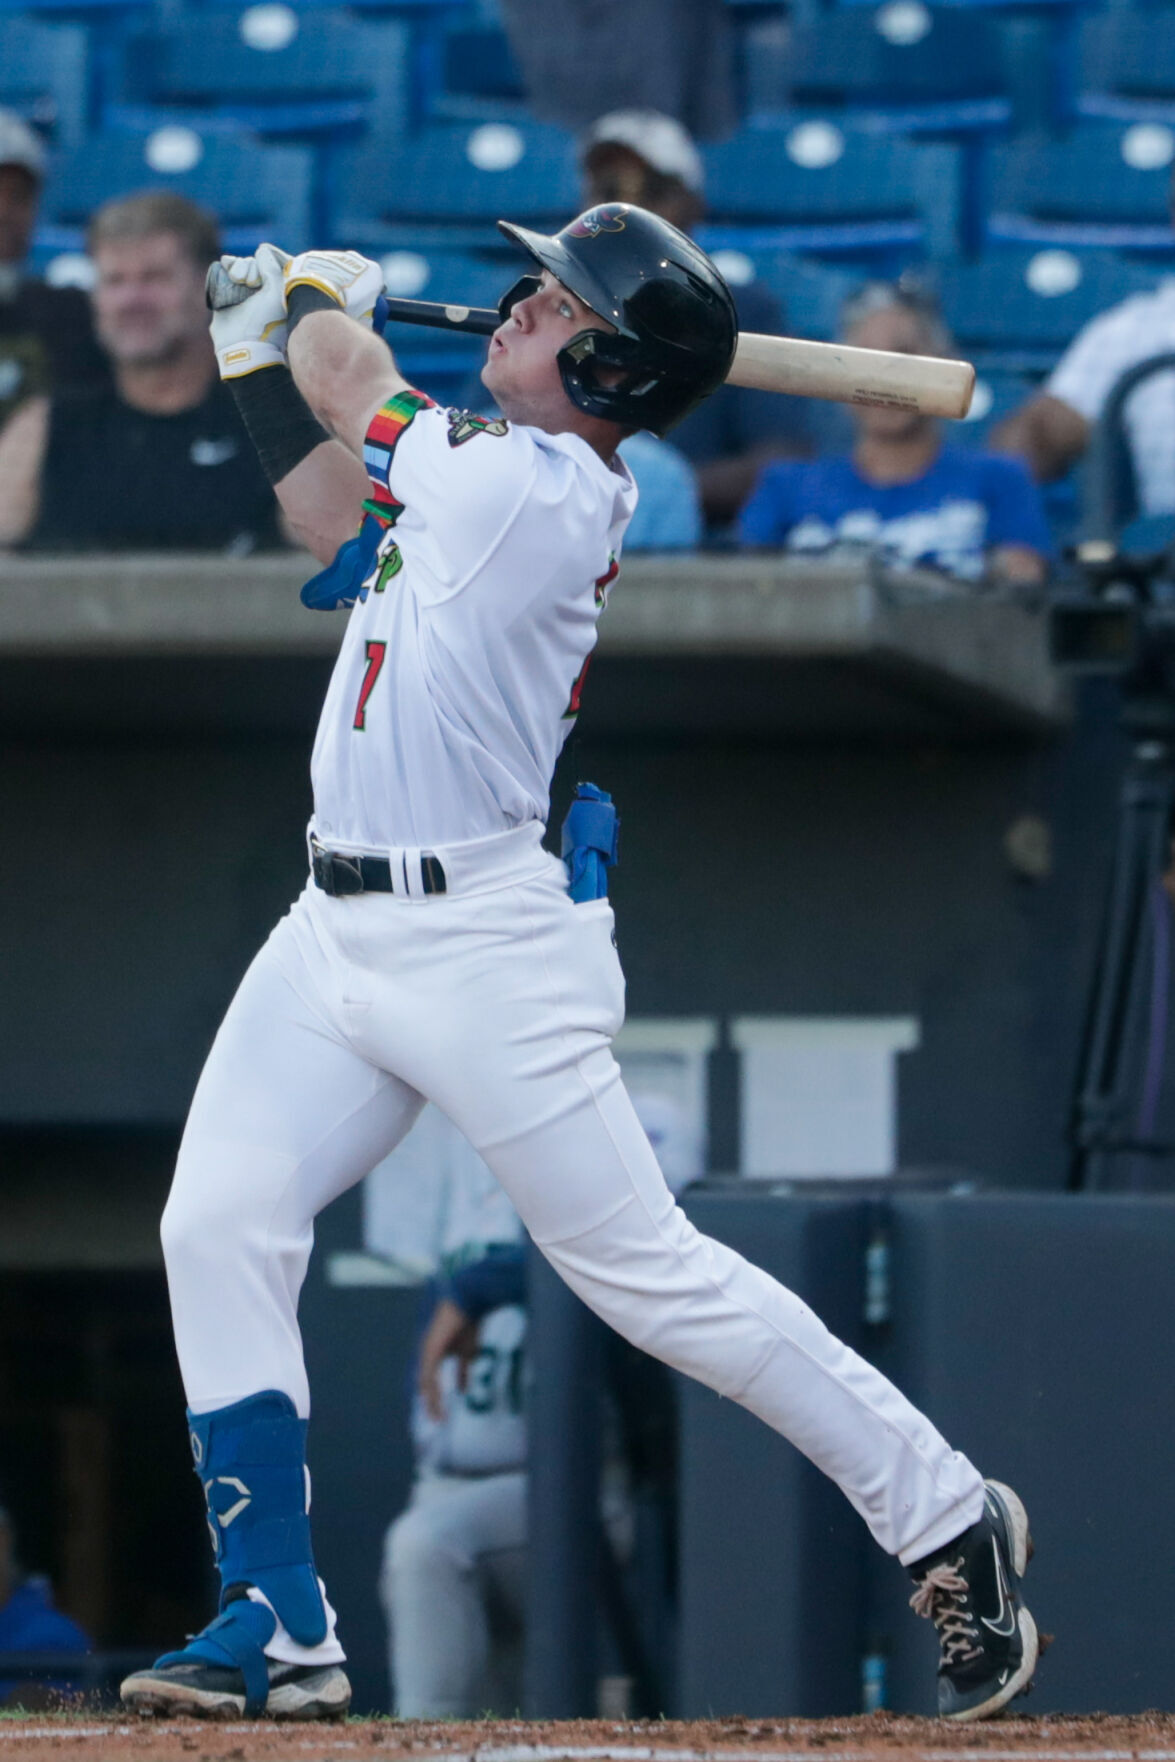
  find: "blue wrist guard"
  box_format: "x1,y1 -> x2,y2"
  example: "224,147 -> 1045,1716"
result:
561,781 -> 619,902
188,1389 -> 326,1647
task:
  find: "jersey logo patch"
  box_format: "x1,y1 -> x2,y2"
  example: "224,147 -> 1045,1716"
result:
357,538 -> 403,604
446,410 -> 510,447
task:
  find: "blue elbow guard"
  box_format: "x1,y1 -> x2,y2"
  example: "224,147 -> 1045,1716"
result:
561,781 -> 619,902
188,1390 -> 326,1647
300,510 -> 383,611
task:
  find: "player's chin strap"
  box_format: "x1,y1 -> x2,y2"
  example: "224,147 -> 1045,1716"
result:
150,1390 -> 327,1711
562,781 -> 620,902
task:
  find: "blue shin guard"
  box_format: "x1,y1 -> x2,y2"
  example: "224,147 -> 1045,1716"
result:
188,1390 -> 327,1648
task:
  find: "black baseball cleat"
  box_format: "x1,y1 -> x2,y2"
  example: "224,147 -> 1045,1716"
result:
120,1658 -> 351,1721
909,1479 -> 1039,1721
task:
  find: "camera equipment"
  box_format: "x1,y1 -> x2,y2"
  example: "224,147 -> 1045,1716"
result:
1058,537 -> 1175,1189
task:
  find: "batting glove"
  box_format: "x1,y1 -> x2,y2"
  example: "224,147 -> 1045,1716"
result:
283,249 -> 385,326
207,243 -> 291,379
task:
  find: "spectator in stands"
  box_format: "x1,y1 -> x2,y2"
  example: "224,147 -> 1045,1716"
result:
739,285 -> 1052,585
617,431 -> 702,550
0,1499 -> 90,1709
579,109 -> 813,532
991,234 -> 1175,520
0,191 -> 281,553
0,109 -> 107,428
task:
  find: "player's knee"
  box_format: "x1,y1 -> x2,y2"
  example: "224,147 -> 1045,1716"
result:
160,1172 -> 242,1275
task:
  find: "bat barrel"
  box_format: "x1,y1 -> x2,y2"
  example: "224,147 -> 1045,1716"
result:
729,333 -> 976,421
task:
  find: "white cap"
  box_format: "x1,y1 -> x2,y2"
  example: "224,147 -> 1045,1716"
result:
580,108 -> 703,195
0,110 -> 46,182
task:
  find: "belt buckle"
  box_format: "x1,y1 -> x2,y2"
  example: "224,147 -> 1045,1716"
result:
312,839 -> 364,897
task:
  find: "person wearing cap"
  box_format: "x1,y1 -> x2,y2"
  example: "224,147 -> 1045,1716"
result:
0,109 -> 107,428
739,285 -> 1052,585
580,109 -> 814,532
0,1501 -> 91,1709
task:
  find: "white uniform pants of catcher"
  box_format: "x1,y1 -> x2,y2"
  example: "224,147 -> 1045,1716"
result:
162,822 -> 984,1663
380,1471 -> 527,1716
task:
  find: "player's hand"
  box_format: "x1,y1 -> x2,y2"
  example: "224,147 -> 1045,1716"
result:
207,242 -> 292,379
417,1297 -> 480,1422
283,249 -> 385,327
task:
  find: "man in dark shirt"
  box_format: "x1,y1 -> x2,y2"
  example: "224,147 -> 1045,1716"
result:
0,108 -> 107,426
0,190 -> 280,552
579,108 -> 813,529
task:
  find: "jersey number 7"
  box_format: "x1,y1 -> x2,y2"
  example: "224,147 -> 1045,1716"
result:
353,640 -> 387,732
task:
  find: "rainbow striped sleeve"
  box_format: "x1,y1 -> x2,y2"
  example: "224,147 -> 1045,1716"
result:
363,390 -> 435,518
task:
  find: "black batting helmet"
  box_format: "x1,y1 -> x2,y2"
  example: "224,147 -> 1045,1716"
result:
496,203 -> 738,436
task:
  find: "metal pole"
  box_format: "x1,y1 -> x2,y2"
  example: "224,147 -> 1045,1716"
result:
523,1243 -> 603,1717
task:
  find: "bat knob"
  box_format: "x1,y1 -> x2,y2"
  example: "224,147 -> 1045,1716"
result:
372,293 -> 390,333
205,261 -> 255,311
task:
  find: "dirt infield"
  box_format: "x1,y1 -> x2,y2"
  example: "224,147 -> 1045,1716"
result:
2,1713 -> 1175,1762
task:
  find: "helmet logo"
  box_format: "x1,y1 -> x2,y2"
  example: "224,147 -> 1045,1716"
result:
567,204 -> 627,239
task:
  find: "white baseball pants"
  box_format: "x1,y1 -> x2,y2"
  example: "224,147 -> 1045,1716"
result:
380,1471 -> 527,1716
162,821 -> 983,1607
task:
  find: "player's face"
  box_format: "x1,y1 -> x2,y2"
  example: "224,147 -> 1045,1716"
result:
91,231 -> 209,368
0,165 -> 38,267
481,269 -> 614,428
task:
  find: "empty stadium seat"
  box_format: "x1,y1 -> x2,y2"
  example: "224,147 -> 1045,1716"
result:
35,131 -> 314,255
934,248 -> 1160,370
1076,11 -> 1175,128
106,10 -> 412,139
698,123 -> 961,263
985,123 -> 1175,254
0,17 -> 89,144
705,246 -> 861,339
745,7 -> 1012,135
428,24 -> 528,119
329,119 -> 580,251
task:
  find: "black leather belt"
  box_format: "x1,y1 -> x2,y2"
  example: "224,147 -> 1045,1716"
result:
311,840 -> 446,898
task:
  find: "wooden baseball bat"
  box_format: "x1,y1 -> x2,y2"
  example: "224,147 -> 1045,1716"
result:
373,295 -> 976,420
206,269 -> 975,419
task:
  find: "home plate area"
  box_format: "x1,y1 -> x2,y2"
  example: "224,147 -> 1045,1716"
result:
1,1713 -> 1174,1762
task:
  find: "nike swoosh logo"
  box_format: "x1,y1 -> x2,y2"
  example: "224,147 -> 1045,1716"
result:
982,1536 -> 1018,1638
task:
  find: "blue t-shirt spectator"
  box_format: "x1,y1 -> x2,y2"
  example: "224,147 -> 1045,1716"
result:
739,447 -> 1053,583
618,432 -> 701,550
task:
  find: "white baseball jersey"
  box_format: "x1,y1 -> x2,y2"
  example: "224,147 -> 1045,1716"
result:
414,1301 -> 528,1478
1047,280 -> 1175,517
310,394 -> 638,851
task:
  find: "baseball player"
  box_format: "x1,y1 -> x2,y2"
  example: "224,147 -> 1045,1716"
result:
119,205 -> 1038,1725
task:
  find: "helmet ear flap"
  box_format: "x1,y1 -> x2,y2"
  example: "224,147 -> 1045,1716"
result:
497,274 -> 542,322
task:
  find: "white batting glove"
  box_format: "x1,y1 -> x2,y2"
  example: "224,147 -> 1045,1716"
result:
207,243 -> 291,379
283,249 -> 385,326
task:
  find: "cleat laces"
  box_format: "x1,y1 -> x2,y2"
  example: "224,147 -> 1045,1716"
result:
910,1560 -> 985,1669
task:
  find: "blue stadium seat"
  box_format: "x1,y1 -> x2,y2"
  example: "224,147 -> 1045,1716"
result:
706,246 -> 861,339
35,131 -> 314,255
1075,11 -> 1175,128
428,24 -> 528,119
745,9 -> 1012,135
698,123 -> 961,264
933,248 -> 1160,371
985,124 -> 1175,255
330,119 -> 580,251
0,17 -> 89,144
106,11 -> 412,139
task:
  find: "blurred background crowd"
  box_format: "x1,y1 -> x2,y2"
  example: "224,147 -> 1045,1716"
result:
6,0 -> 1175,574
5,0 -> 1175,1726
